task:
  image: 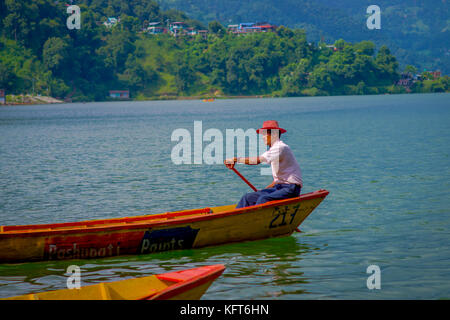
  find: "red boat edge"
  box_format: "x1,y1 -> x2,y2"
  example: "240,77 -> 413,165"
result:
149,264 -> 226,300
0,189 -> 330,235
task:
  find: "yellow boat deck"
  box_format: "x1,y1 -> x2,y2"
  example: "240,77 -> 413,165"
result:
6,275 -> 172,300
0,205 -> 236,235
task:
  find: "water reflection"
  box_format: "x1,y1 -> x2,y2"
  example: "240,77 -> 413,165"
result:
0,235 -> 316,299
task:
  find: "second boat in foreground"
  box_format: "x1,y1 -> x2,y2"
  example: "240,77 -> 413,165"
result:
3,264 -> 225,300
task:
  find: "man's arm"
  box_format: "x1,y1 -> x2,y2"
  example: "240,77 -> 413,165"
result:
236,157 -> 261,165
224,157 -> 262,168
224,157 -> 274,189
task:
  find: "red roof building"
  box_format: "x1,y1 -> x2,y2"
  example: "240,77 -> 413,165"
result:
0,89 -> 5,104
109,90 -> 130,99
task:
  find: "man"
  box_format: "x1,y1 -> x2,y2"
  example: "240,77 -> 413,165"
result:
225,120 -> 303,208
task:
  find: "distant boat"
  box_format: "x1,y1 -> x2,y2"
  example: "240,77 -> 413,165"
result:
203,98 -> 215,102
0,189 -> 329,263
3,264 -> 225,300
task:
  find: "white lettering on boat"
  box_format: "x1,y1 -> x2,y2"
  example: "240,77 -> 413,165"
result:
140,237 -> 185,253
139,226 -> 199,254
47,243 -> 120,260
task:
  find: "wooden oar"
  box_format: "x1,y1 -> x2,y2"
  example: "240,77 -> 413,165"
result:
228,166 -> 258,192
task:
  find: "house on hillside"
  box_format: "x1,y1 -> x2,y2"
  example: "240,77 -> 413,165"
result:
109,90 -> 130,99
0,89 -> 5,105
145,21 -> 207,38
197,30 -> 209,39
169,22 -> 186,36
185,27 -> 198,36
238,22 -> 255,33
430,70 -> 441,79
397,73 -> 414,92
227,24 -> 239,33
254,23 -> 277,32
146,22 -> 167,34
103,17 -> 119,28
228,22 -> 277,34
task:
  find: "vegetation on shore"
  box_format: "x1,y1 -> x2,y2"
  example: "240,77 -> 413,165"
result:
157,0 -> 450,76
0,0 -> 448,103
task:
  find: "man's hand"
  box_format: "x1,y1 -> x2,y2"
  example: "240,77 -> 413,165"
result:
224,157 -> 238,169
265,180 -> 276,189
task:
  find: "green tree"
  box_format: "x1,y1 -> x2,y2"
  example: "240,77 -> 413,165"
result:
327,45 -> 357,84
208,20 -> 226,36
280,59 -> 310,96
96,29 -> 136,72
375,45 -> 399,83
120,54 -> 157,92
276,26 -> 294,38
174,57 -> 196,93
131,0 -> 160,21
309,65 -> 333,92
334,39 -> 347,51
354,41 -> 375,56
2,1 -> 28,41
43,37 -> 69,75
404,65 -> 417,74
355,81 -> 366,95
0,61 -> 16,90
353,54 -> 377,86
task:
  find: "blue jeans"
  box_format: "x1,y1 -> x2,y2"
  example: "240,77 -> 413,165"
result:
236,184 -> 301,209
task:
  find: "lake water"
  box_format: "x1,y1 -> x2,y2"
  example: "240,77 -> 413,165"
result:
0,93 -> 449,299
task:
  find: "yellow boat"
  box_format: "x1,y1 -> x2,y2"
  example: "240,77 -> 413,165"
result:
3,264 -> 225,300
0,190 -> 329,263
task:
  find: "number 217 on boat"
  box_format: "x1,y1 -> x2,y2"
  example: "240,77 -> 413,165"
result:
268,204 -> 300,228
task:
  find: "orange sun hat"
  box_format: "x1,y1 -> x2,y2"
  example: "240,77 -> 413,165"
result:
256,120 -> 287,134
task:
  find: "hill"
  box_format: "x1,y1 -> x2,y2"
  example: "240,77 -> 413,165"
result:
0,0 -> 448,102
156,0 -> 450,74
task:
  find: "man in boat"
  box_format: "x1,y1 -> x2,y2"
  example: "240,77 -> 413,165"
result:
224,120 -> 303,208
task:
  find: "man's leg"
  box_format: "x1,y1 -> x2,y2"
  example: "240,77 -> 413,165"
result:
255,184 -> 301,205
236,188 -> 277,208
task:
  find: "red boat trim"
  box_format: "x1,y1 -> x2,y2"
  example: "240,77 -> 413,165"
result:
1,207 -> 212,233
149,264 -> 226,300
0,190 -> 329,237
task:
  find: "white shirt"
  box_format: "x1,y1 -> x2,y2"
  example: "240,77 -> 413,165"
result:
260,140 -> 303,187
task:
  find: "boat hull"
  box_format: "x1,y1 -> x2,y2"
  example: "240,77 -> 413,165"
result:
3,264 -> 225,300
0,190 -> 329,263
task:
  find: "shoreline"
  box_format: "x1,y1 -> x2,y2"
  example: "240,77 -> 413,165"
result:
1,91 -> 448,106
1,94 -> 64,106
0,93 -> 276,106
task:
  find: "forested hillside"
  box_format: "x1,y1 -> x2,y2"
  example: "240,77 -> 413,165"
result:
157,0 -> 450,75
0,0 -> 448,102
